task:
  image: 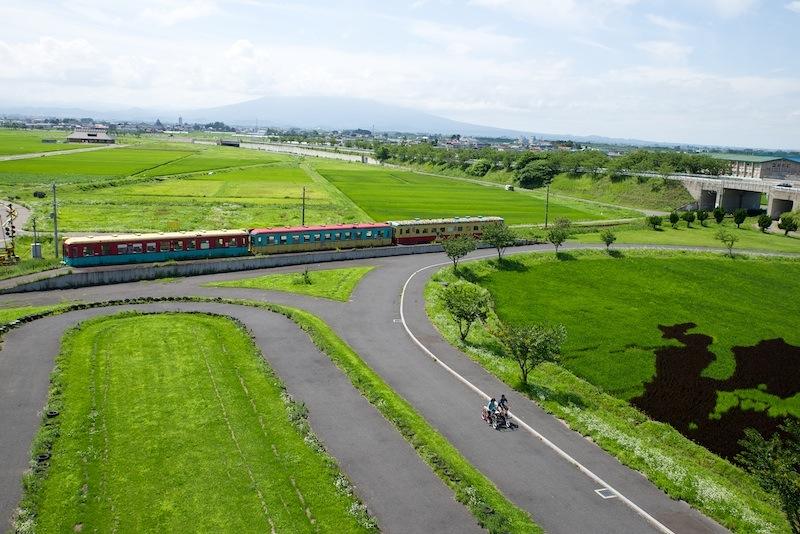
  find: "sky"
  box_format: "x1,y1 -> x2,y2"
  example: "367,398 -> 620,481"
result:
1,0 -> 799,148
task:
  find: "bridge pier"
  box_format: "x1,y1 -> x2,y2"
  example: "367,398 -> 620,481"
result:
768,192 -> 798,218
720,189 -> 761,212
698,189 -> 721,210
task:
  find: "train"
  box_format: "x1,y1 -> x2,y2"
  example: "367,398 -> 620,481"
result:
62,216 -> 504,267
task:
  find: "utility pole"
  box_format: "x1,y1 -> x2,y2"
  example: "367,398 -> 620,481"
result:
52,183 -> 59,258
544,181 -> 550,229
301,187 -> 306,226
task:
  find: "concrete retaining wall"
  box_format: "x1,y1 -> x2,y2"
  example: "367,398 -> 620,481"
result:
0,244 -> 462,294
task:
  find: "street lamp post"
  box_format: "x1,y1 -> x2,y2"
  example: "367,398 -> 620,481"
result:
52,183 -> 58,258
544,181 -> 550,229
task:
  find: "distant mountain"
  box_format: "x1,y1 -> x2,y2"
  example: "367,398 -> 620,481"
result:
178,96 -> 527,137
1,96 -> 700,148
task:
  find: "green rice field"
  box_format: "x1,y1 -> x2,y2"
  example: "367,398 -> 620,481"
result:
0,129 -> 85,156
21,313 -> 370,533
315,162 -> 637,225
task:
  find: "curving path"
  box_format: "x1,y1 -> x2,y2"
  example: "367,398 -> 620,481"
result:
0,244 -> 770,532
0,301 -> 479,533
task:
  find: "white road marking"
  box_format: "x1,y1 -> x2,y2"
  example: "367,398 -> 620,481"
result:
399,254 -> 676,534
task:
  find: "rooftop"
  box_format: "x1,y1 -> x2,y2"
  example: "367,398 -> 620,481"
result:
711,154 -> 784,163
388,216 -> 504,226
63,229 -> 248,245
250,223 -> 390,234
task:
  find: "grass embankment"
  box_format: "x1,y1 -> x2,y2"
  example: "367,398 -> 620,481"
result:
0,129 -> 82,156
573,217 -> 800,254
0,304 -> 68,324
315,161 -> 636,225
394,162 -> 692,212
18,312 -> 374,533
207,267 -> 374,301
427,252 -> 793,534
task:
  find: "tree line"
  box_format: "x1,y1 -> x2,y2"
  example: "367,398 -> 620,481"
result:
373,143 -> 731,183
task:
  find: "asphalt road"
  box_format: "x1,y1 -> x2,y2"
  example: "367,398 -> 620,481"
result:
0,302 -> 479,533
0,244 -> 739,533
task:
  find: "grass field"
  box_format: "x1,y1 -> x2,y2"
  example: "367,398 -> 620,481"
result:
315,162 -> 637,225
427,253 -> 794,533
0,129 -> 84,156
139,146 -> 280,176
207,267 -> 374,301
20,313 -> 372,533
573,218 -> 800,253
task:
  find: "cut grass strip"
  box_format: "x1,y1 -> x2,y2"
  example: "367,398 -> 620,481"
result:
8,297 -> 540,533
425,257 -> 791,534
206,266 -> 374,301
16,312 -> 375,533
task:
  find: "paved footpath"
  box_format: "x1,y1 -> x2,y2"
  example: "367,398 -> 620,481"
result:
0,302 -> 479,533
0,244 -> 748,533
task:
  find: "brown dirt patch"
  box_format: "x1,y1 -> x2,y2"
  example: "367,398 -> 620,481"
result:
631,323 -> 800,459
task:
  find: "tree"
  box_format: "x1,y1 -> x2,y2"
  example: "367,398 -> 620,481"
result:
736,420 -> 800,534
441,235 -> 476,273
669,211 -> 680,229
757,214 -> 773,233
696,210 -> 709,227
515,159 -> 558,189
778,213 -> 799,236
547,227 -> 569,255
733,208 -> 748,229
467,159 -> 492,177
374,145 -> 390,163
494,322 -> 567,385
681,211 -> 696,228
647,215 -> 663,230
482,222 -> 517,262
599,229 -> 616,249
715,228 -> 739,257
713,206 -> 726,224
441,282 -> 493,342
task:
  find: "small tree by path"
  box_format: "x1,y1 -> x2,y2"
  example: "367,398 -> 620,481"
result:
757,214 -> 773,233
778,213 -> 799,236
482,222 -> 517,262
736,419 -> 800,534
713,206 -> 725,224
681,211 -> 696,228
599,229 -> 616,250
441,235 -> 476,273
733,208 -> 748,229
494,322 -> 566,385
669,211 -> 680,229
715,228 -> 739,257
647,215 -> 663,230
547,227 -> 569,255
374,145 -> 390,163
441,282 -> 492,342
697,210 -> 709,227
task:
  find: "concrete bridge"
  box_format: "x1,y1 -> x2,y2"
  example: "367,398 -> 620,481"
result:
668,174 -> 799,218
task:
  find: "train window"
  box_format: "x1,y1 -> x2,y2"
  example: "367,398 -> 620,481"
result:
117,244 -> 126,254
228,237 -> 237,247
334,232 -> 340,239
441,227 -> 445,232
356,231 -> 362,239
415,228 -> 420,234
146,242 -> 157,253
303,235 -> 310,242
324,233 -> 331,240
365,230 -> 372,237
200,240 -> 210,250
280,235 -> 287,244
131,243 -> 143,254
268,236 -> 276,244
344,231 -> 351,238
473,226 -> 479,231
292,235 -> 300,243
217,238 -> 224,247
102,244 -> 110,255
175,241 -> 183,251
457,226 -> 463,231
82,246 -> 91,256
187,240 -> 196,250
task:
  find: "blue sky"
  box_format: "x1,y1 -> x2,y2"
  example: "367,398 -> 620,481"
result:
1,0 -> 799,147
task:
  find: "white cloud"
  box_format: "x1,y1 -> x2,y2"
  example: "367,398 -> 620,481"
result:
141,0 -> 218,26
468,0 -> 638,29
409,21 -> 523,55
646,14 -> 693,32
710,0 -> 758,17
785,1 -> 800,13
636,41 -> 693,62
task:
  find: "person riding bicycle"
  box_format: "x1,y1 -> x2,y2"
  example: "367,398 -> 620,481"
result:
498,394 -> 509,416
486,398 -> 498,415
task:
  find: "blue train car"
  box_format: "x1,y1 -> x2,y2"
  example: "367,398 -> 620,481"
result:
62,230 -> 250,267
249,223 -> 393,254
